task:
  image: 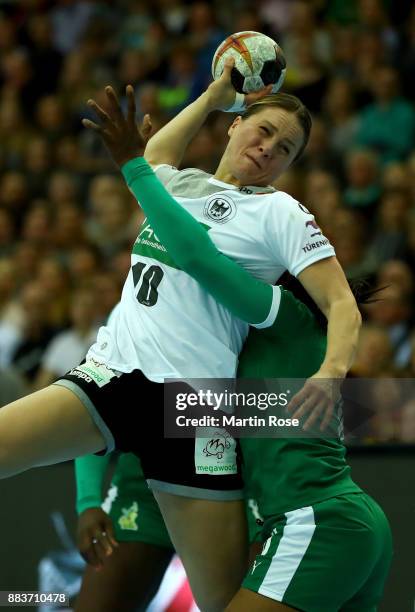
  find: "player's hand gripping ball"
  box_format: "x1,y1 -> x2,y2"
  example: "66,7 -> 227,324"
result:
212,31 -> 286,94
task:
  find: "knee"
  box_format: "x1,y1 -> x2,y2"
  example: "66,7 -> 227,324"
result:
194,585 -> 238,612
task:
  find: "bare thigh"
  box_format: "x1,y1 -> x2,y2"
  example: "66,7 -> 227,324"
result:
226,588 -> 299,611
0,385 -> 106,478
153,490 -> 249,612
75,541 -> 173,612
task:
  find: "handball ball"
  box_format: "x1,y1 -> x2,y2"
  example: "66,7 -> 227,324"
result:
211,31 -> 286,94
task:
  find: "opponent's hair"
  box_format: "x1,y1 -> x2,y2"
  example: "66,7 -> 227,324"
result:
241,93 -> 312,161
278,272 -> 384,330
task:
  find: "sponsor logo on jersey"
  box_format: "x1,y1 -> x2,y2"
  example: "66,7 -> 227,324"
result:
133,219 -> 211,270
118,502 -> 139,531
203,194 -> 236,224
68,359 -> 116,387
302,238 -> 330,253
202,431 -> 231,459
239,185 -> 274,195
305,219 -> 322,237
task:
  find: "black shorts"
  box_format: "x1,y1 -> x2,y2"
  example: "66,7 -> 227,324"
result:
54,359 -> 243,500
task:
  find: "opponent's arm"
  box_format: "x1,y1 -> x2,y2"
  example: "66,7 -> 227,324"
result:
75,453 -> 111,514
75,453 -> 118,568
122,157 -> 276,325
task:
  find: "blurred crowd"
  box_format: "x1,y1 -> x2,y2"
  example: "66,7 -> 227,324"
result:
0,0 -> 414,443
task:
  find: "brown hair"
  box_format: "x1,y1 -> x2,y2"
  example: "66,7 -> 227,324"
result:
241,93 -> 312,161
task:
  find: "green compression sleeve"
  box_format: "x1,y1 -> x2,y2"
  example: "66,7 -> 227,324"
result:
122,158 -> 274,325
75,453 -> 111,515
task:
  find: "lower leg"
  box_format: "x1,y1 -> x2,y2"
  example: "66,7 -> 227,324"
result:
75,541 -> 173,612
153,491 -> 249,612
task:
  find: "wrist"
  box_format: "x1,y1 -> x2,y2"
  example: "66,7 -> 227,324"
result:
316,362 -> 348,379
116,151 -> 145,168
201,89 -> 221,113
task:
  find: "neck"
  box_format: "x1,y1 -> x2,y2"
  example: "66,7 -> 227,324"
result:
213,158 -> 242,187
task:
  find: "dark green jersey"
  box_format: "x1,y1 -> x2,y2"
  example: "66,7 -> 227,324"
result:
122,158 -> 361,520
239,289 -> 361,518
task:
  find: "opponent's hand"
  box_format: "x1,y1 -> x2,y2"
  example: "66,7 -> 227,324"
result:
76,507 -> 119,569
287,374 -> 342,433
82,85 -> 153,167
206,56 -> 273,112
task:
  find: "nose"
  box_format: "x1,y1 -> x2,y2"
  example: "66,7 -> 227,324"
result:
258,144 -> 271,158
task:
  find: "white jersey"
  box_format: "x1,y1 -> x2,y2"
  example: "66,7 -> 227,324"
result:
87,166 -> 335,381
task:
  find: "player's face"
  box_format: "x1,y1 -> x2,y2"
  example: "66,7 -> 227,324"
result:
223,108 -> 305,186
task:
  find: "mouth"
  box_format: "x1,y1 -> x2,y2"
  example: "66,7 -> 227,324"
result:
245,154 -> 261,170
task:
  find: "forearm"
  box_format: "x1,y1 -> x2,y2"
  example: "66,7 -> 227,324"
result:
319,299 -> 362,377
122,158 -> 273,324
75,453 -> 112,514
144,92 -> 213,167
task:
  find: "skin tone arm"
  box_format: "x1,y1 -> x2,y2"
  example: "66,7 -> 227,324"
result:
290,258 -> 362,429
83,86 -> 361,431
144,57 -> 272,167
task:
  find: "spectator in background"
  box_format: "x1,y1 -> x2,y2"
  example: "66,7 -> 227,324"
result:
377,259 -> 415,297
0,98 -> 30,168
0,366 -> 27,406
24,136 -> 52,198
35,94 -> 69,144
350,323 -> 395,378
343,149 -> 381,220
355,65 -> 415,164
286,40 -> 329,114
330,208 -> 375,277
47,171 -> 79,207
86,191 -> 140,260
67,245 -> 101,287
23,14 -> 63,100
156,0 -> 188,36
53,203 -> 87,255
364,285 -> 414,369
0,171 -> 29,221
8,280 -> 58,383
11,241 -> 43,288
186,1 -> 224,80
159,44 -> 201,115
0,209 -> 15,257
298,116 -> 342,177
323,77 -> 359,156
34,286 -> 99,390
21,203 -> 51,248
90,271 -> 122,322
50,0 -> 96,54
36,257 -> 70,329
368,188 -> 411,263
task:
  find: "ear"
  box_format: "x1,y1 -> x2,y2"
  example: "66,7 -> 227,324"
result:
227,115 -> 242,137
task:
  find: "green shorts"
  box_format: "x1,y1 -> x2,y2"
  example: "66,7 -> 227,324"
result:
102,454 -> 173,549
102,453 -> 261,549
243,492 -> 392,612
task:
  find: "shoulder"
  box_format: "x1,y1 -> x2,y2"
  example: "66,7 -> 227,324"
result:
153,164 -> 213,195
266,191 -> 313,224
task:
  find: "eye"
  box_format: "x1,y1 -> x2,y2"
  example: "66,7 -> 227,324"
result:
279,143 -> 290,154
259,126 -> 270,135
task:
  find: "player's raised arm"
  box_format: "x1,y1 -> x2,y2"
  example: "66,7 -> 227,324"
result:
144,57 -> 272,168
